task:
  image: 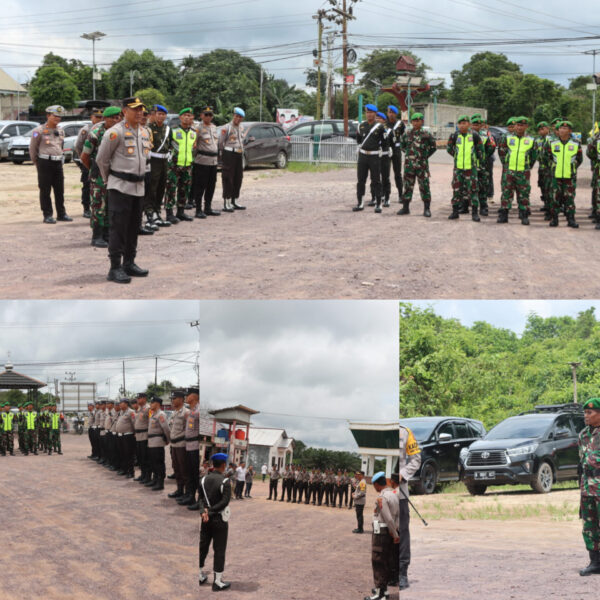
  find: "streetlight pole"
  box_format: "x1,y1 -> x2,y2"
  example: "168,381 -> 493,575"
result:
569,361 -> 582,404
81,31 -> 106,100
584,49 -> 599,131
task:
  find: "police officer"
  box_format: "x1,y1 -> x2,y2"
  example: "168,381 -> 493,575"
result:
168,390 -> 190,500
579,397 -> 600,576
133,392 -> 151,483
181,387 -> 201,509
193,106 -> 221,218
29,105 -> 72,224
115,398 -> 136,477
198,452 -> 232,591
219,107 -> 246,212
375,111 -> 392,208
75,108 -> 103,218
268,464 -> 280,500
146,395 -> 171,491
386,105 -> 405,203
352,470 -> 367,533
354,104 -> 385,213
96,97 -> 151,284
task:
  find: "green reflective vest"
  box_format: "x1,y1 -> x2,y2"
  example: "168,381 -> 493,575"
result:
455,134 -> 474,170
2,412 -> 13,431
25,411 -> 37,430
551,139 -> 579,178
507,135 -> 534,171
172,127 -> 196,167
51,413 -> 60,429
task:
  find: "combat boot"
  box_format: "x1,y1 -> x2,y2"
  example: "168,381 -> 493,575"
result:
153,212 -> 171,227
580,550 -> 600,576
398,573 -> 409,589
232,199 -> 245,210
199,571 -> 208,585
205,199 -> 220,216
480,203 -> 488,217
472,206 -> 480,222
107,258 -> 131,284
374,198 -> 382,214
496,209 -> 508,224
91,225 -> 108,248
458,200 -> 469,214
187,501 -> 200,511
212,573 -> 231,592
364,588 -> 387,600
151,477 -> 164,491
166,209 -> 180,224
397,201 -> 410,215
519,209 -> 529,226
567,215 -> 579,228
352,197 -> 364,212
195,207 -> 207,219
178,494 -> 194,506
549,211 -> 559,227
367,197 -> 376,207
423,201 -> 431,218
168,484 -> 184,499
448,204 -> 459,220
383,194 -> 390,207
176,207 -> 193,222
144,477 -> 157,487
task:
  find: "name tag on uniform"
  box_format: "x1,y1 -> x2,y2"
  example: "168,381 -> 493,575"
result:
553,144 -> 560,151
468,136 -> 473,142
568,145 -> 574,151
509,139 -> 516,146
124,132 -> 133,137
456,137 -> 462,145
524,139 -> 531,146
176,132 -> 183,140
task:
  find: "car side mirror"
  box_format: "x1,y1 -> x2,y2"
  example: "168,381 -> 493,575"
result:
1,133 -> 9,139
247,136 -> 255,142
554,428 -> 571,440
438,432 -> 452,442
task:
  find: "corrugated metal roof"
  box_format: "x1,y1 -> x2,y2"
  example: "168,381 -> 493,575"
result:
0,369 -> 46,389
0,68 -> 27,94
248,427 -> 286,447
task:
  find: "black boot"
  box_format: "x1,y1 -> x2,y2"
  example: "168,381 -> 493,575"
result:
107,259 -> 131,284
374,197 -> 382,214
458,200 -> 469,214
519,209 -> 529,226
397,201 -> 410,215
91,224 -> 108,248
144,477 -> 157,487
123,262 -> 149,277
399,574 -> 409,589
168,485 -> 184,499
166,209 -> 179,224
496,208 -> 508,223
383,194 -> 390,207
151,478 -> 164,491
480,203 -> 488,217
232,199 -> 246,210
195,207 -> 207,219
367,197 -> 376,207
423,201 -> 431,217
472,206 -> 480,222
187,501 -> 200,510
205,200 -> 220,216
353,197 -> 364,212
448,204 -> 459,220
567,215 -> 579,228
549,211 -> 559,227
580,550 -> 600,576
176,207 -> 193,222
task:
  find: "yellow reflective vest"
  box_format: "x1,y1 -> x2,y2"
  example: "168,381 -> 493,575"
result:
51,413 -> 61,429
2,412 -> 14,431
172,127 -> 196,167
506,135 -> 534,171
25,411 -> 37,430
455,134 -> 474,170
551,139 -> 580,178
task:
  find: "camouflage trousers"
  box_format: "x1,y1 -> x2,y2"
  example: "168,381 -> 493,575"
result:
476,166 -> 489,208
582,496 -> 600,551
90,177 -> 108,228
592,169 -> 599,213
451,168 -> 478,208
551,177 -> 577,218
49,429 -> 61,452
24,430 -> 37,453
402,169 -> 431,203
537,167 -> 552,207
0,430 -> 14,453
38,428 -> 49,451
166,164 -> 192,210
501,165 -> 515,208
501,169 -> 531,210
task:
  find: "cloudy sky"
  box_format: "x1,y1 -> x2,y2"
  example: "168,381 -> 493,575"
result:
2,0 -> 598,90
0,300 -> 398,451
406,300 -> 600,335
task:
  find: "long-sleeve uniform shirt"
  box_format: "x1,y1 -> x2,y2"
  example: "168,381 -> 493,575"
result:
374,486 -> 400,539
356,121 -> 385,153
147,409 -> 171,448
399,129 -> 437,173
198,471 -> 232,517
579,425 -> 600,497
399,425 -> 422,498
169,406 -> 190,448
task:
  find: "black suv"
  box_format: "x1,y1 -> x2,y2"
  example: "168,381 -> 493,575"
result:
461,403 -> 585,495
399,416 -> 486,494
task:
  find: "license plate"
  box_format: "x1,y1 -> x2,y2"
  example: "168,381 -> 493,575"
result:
475,471 -> 495,480
13,150 -> 24,155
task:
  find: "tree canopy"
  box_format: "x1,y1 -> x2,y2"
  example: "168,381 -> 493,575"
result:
28,65 -> 80,112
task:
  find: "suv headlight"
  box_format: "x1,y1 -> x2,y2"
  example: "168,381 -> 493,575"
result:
7,140 -> 13,150
506,443 -> 538,457
459,447 -> 469,462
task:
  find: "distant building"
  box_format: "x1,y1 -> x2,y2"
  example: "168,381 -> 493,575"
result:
246,427 -> 294,470
349,421 -> 399,478
0,68 -> 30,120
409,102 -> 488,128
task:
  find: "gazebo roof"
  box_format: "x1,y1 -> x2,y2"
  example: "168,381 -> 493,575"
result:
0,363 -> 46,390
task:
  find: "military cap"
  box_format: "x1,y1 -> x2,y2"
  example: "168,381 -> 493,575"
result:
119,398 -> 130,406
410,112 -> 424,121
103,106 -> 121,118
170,389 -> 185,399
585,398 -> 600,410
536,121 -> 549,129
91,108 -> 104,117
151,395 -> 163,405
46,105 -> 65,116
365,103 -> 378,113
471,113 -> 482,119
106,399 -> 115,404
122,97 -> 145,109
186,386 -> 199,396
376,111 -> 387,120
471,117 -> 482,124
551,117 -> 562,125
179,107 -> 193,116
387,105 -> 399,114
154,104 -> 168,113
211,452 -> 228,462
514,116 -> 529,124
457,115 -> 470,123
233,107 -> 245,117
136,392 -> 148,399
558,119 -> 573,128
201,106 -> 214,115
372,471 -> 387,485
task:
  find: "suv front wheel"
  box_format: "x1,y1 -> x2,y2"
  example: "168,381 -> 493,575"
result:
274,150 -> 288,169
414,462 -> 438,495
465,482 -> 487,495
530,461 -> 553,493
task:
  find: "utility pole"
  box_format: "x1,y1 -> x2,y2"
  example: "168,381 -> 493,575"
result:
584,49 -> 600,130
190,320 -> 201,403
122,360 -> 126,396
81,31 -> 105,100
312,11 -> 326,121
154,356 -> 158,387
323,33 -> 334,120
569,362 -> 582,404
259,67 -> 264,122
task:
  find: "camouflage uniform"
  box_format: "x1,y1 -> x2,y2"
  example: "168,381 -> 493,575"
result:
1,408 -> 15,455
497,132 -> 514,209
82,122 -> 109,228
476,127 -> 496,214
586,134 -> 600,221
398,128 -> 437,212
447,131 -> 482,216
165,126 -> 196,213
535,135 -> 552,213
579,425 -> 600,551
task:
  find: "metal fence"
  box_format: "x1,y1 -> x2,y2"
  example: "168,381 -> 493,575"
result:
290,135 -> 358,165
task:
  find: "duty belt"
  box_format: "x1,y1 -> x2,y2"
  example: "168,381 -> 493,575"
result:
38,154 -> 63,161
149,152 -> 168,159
148,433 -> 166,439
197,150 -> 218,157
97,427 -> 105,431
170,435 -> 185,444
224,146 -> 243,153
359,149 -> 381,156
109,169 -> 145,183
135,428 -> 148,433
117,432 -> 134,436
185,435 -> 201,442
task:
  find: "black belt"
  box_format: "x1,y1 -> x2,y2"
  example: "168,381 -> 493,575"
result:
135,428 -> 148,433
148,433 -> 166,439
185,435 -> 200,442
171,435 -> 185,444
197,150 -> 218,157
98,427 -> 105,431
109,169 -> 145,183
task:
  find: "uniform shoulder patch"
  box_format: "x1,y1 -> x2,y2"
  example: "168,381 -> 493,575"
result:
405,428 -> 421,456
159,415 -> 165,423
33,131 -> 39,138
109,131 -> 118,141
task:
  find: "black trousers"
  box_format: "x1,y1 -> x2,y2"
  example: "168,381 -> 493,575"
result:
297,482 -> 305,503
88,426 -> 95,456
234,480 -> 244,498
399,498 -> 410,575
199,515 -> 228,572
145,157 -> 168,215
119,434 -> 135,474
357,153 -> 381,199
355,503 -> 364,530
487,156 -> 494,198
78,162 -> 90,209
107,190 -> 143,265
372,532 -> 393,590
341,484 -> 349,506
107,432 -> 117,467
379,155 -> 391,198
391,150 -> 403,195
221,151 -> 243,199
193,163 -> 217,209
136,439 -> 149,476
37,159 -> 65,217
186,448 -> 200,498
148,445 -> 166,479
268,479 -> 278,499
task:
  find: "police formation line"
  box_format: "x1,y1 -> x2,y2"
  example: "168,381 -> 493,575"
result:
29,100 -> 248,284
353,104 -> 599,229
87,387 -> 203,510
0,401 -> 64,456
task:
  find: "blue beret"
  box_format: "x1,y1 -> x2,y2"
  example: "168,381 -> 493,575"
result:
154,104 -> 167,113
234,107 -> 245,117
365,103 -> 378,112
387,105 -> 399,114
376,111 -> 386,120
211,452 -> 228,461
372,471 -> 386,484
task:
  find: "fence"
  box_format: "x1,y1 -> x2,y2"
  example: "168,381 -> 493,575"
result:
290,135 -> 357,165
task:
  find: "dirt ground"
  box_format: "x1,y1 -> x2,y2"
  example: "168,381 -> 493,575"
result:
1,434 -> 395,600
0,157 -> 598,300
404,486 -> 597,600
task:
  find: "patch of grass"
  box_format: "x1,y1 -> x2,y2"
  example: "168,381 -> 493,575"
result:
439,481 -> 578,495
286,161 -> 346,173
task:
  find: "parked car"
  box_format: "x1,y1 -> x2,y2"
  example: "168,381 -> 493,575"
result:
460,403 -> 585,495
488,125 -> 507,146
288,119 -> 359,141
6,129 -> 33,163
400,416 -> 486,494
0,120 -> 39,159
59,120 -> 91,163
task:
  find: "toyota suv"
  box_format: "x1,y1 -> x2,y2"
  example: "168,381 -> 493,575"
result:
461,403 -> 585,495
399,416 -> 486,494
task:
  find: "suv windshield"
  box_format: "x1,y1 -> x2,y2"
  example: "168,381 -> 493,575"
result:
484,415 -> 555,440
399,419 -> 436,442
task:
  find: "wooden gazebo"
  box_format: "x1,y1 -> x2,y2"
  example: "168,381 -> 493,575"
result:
0,360 -> 46,405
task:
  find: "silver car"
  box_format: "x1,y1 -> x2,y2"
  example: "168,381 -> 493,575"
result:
58,120 -> 91,163
0,120 -> 39,159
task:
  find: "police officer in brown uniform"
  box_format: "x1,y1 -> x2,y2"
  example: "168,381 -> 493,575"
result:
146,395 -> 171,491
96,97 -> 151,284
219,107 -> 246,212
193,106 -> 221,218
133,392 -> 151,483
168,390 -> 190,500
29,105 -> 73,224
115,398 -> 136,477
75,108 -> 103,218
180,387 -> 201,509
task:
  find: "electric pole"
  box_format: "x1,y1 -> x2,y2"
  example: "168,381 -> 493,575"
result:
190,320 -> 201,402
312,11 -> 325,121
584,49 -> 600,130
324,33 -> 334,120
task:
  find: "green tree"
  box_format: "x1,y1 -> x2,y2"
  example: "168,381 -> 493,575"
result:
134,87 -> 166,109
358,49 -> 429,88
29,65 -> 80,112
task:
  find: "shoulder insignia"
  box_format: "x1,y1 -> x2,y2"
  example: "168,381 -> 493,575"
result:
109,131 -> 118,141
43,129 -> 49,134
159,415 -> 165,423
33,131 -> 39,138
405,428 -> 421,456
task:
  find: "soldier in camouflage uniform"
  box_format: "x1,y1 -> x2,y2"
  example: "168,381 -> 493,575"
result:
38,404 -> 50,452
48,403 -> 63,455
397,112 -> 437,217
586,131 -> 600,226
447,115 -> 483,221
387,105 -> 405,203
497,117 -> 516,213
1,402 -> 15,455
497,117 -> 537,225
578,397 -> 600,576
80,107 -> 122,248
470,116 -> 496,217
544,120 -> 583,228
535,121 -> 552,218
